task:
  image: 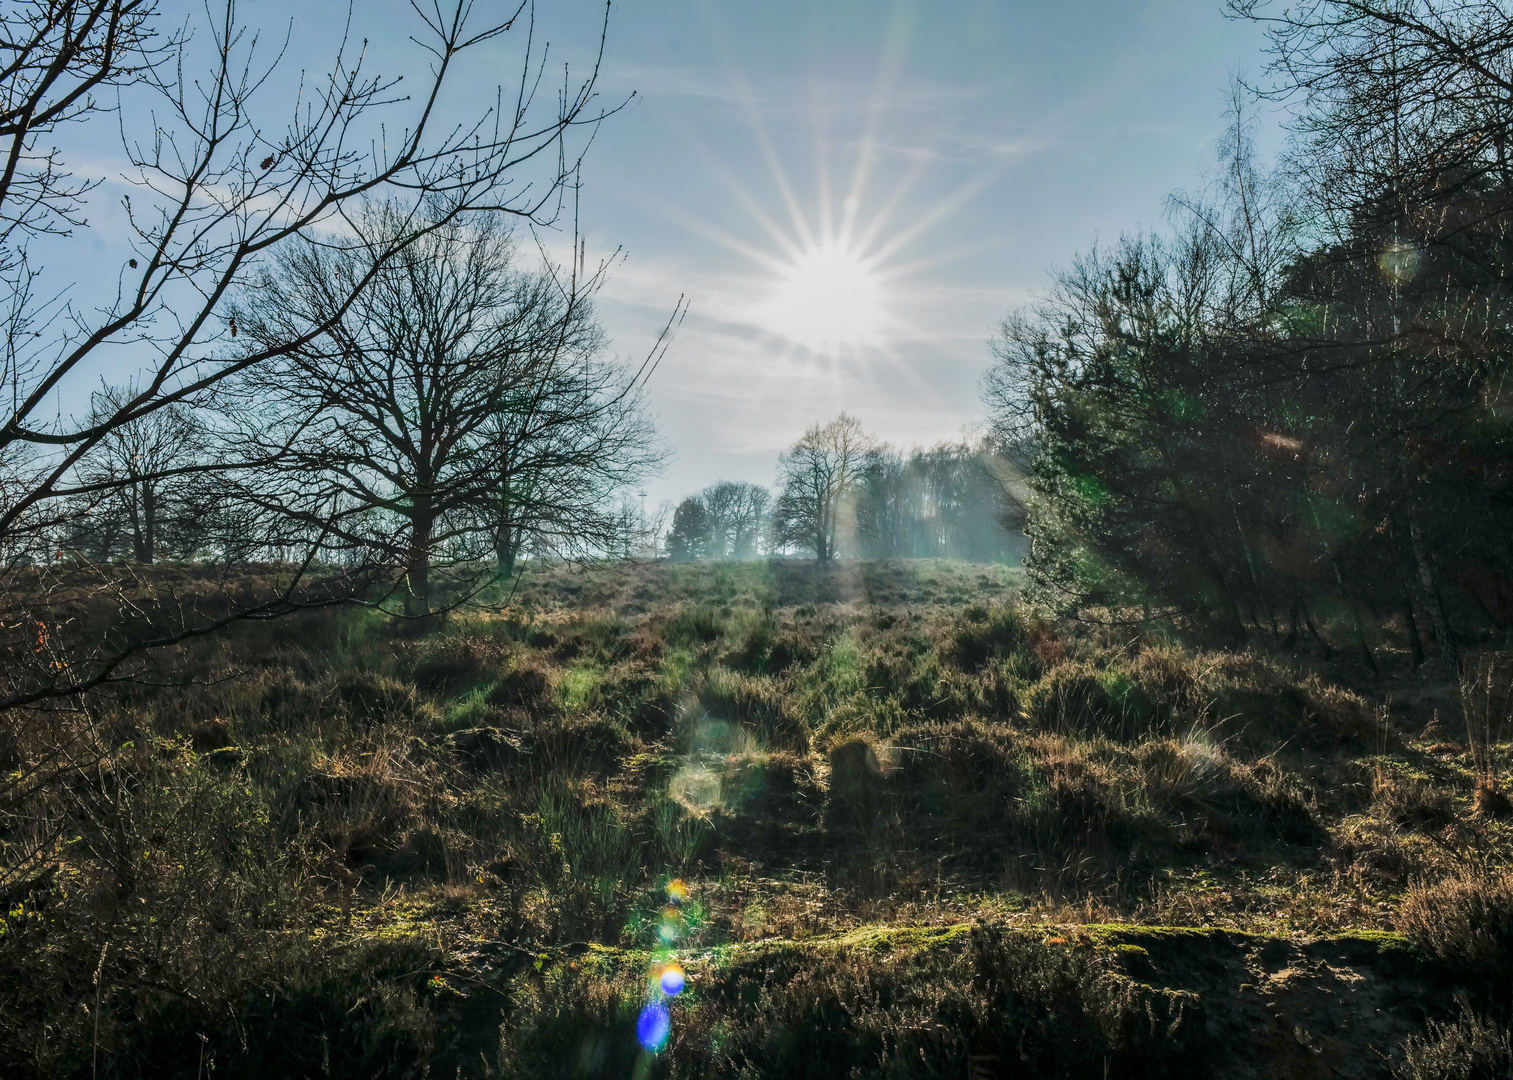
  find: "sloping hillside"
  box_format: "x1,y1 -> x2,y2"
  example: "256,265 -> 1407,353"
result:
3,559 -> 1509,1078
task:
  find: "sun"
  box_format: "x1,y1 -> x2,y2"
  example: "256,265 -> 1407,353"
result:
762,242 -> 888,353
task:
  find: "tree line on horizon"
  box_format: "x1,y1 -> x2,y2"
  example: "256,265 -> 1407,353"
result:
664,415 -> 1025,564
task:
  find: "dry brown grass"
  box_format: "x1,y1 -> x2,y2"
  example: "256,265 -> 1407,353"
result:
1398,869 -> 1513,964
4,559 -> 1511,1077
1395,998 -> 1513,1080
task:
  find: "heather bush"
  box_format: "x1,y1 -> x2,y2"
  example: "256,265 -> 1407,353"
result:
1395,999 -> 1513,1080
1399,871 -> 1513,966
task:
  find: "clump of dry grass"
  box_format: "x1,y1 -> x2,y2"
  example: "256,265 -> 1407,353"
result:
1023,661 -> 1160,742
1395,998 -> 1513,1080
1398,869 -> 1513,965
1370,770 -> 1458,832
699,666 -> 806,750
1462,652 -> 1513,817
824,732 -> 898,833
1333,816 -> 1437,891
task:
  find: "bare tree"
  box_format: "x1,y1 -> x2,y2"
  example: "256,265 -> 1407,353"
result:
234,200 -> 665,613
70,383 -> 209,563
237,202 -> 555,614
1233,0 -> 1513,238
0,0 -> 619,707
701,480 -> 770,559
774,413 -> 872,562
481,348 -> 666,575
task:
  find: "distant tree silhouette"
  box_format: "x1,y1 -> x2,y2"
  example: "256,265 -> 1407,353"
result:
854,440 -> 1025,562
666,498 -> 713,561
66,384 -> 212,563
665,481 -> 772,561
701,481 -> 771,558
774,414 -> 871,562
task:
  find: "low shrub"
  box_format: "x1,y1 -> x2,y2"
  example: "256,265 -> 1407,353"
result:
1372,773 -> 1458,832
764,620 -> 831,673
824,733 -> 898,834
665,604 -> 729,648
1026,663 -> 1160,742
1399,870 -> 1513,966
725,608 -> 781,673
258,675 -> 336,733
714,750 -> 824,848
525,713 -> 636,778
700,668 -> 807,750
887,720 -> 1040,865
1395,999 -> 1513,1080
952,602 -> 1027,670
487,662 -> 556,710
333,671 -> 428,727
411,635 -> 508,694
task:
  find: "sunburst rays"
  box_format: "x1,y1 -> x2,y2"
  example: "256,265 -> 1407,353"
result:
643,1 -> 1002,372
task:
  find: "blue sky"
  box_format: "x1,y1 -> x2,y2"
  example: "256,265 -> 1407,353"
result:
567,0 -> 1281,507
50,0 -> 1282,509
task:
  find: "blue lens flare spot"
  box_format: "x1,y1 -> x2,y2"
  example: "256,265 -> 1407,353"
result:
636,1003 -> 671,1052
658,963 -> 685,996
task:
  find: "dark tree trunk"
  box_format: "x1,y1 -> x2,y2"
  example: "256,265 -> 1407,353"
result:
407,496 -> 435,618
97,516 -> 121,564
495,520 -> 519,577
142,483 -> 156,564
1211,569 -> 1249,648
1224,471 -> 1276,638
1402,592 -> 1427,667
1333,561 -> 1378,676
128,481 -> 149,563
1406,500 -> 1457,669
1304,604 -> 1333,660
1400,464 -> 1458,670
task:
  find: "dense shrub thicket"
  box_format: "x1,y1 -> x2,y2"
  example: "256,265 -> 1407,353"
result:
985,4 -> 1513,665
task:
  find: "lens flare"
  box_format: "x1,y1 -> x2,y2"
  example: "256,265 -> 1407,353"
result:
658,963 -> 686,996
658,906 -> 685,944
636,1002 -> 672,1052
668,765 -> 723,814
666,879 -> 690,904
1377,242 -> 1421,284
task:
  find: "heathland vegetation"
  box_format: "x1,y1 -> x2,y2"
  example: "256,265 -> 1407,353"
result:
5,559 -> 1512,1078
4,1 -> 1513,1078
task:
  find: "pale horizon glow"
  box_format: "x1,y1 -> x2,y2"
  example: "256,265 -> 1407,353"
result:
761,242 -> 890,352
